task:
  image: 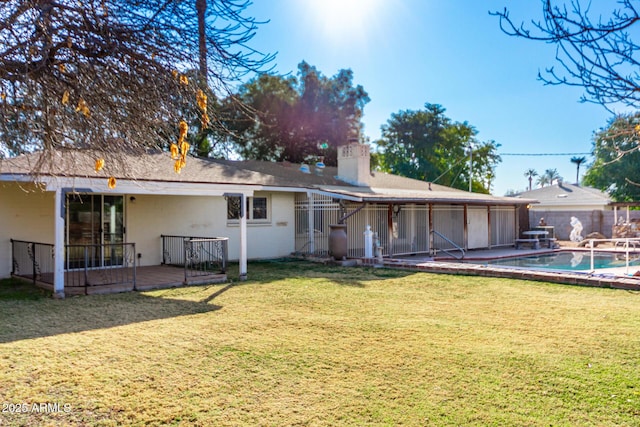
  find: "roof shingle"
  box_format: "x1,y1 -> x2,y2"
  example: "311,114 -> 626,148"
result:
0,150 -> 528,205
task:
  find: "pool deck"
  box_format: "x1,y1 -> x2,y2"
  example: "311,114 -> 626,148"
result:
376,242 -> 640,291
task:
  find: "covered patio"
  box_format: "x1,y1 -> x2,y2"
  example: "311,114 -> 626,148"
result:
33,266 -> 227,296
1,152 -> 254,298
10,236 -> 228,296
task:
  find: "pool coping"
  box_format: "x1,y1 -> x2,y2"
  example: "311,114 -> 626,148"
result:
377,249 -> 640,291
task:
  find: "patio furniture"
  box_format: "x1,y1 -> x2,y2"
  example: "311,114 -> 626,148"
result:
516,230 -> 549,249
515,238 -> 540,249
533,225 -> 555,239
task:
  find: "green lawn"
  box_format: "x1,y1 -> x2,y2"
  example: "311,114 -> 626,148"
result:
1,261 -> 639,426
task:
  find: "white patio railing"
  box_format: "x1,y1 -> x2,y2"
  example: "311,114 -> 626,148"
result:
585,238 -> 640,274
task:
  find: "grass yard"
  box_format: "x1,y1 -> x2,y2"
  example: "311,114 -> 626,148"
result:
1,260 -> 640,426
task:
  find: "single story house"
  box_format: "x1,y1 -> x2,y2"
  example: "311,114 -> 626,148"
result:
512,182 -> 640,240
1,143 -> 532,297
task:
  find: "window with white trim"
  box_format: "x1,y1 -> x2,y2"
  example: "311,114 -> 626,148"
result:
227,195 -> 270,222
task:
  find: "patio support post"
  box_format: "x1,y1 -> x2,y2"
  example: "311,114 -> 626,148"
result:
387,204 -> 393,258
307,192 -> 315,255
428,204 -> 434,255
627,205 -> 630,224
53,188 -> 65,298
239,193 -> 248,281
463,204 -> 469,250
487,206 -> 492,249
515,205 -> 521,239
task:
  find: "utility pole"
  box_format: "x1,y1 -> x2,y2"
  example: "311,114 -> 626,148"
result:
468,142 -> 473,192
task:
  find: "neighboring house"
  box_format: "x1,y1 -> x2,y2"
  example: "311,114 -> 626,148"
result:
0,143 -> 530,297
512,181 -> 639,240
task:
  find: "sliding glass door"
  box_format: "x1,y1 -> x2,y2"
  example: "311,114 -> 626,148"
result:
66,194 -> 125,269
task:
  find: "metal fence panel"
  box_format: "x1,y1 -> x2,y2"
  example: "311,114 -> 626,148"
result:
491,206 -> 516,247
162,235 -> 227,269
388,204 -> 430,255
10,239 -> 54,283
294,196 -> 431,258
432,205 -> 465,250
294,194 -> 340,257
11,240 -> 136,292
184,238 -> 229,277
345,203 -> 388,258
64,243 -> 136,291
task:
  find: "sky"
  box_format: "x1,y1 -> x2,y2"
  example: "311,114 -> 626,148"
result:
244,0 -> 614,196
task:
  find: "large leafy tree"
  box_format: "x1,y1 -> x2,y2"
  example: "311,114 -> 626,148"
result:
0,0 -> 272,177
223,73 -> 299,161
224,61 -> 370,165
375,103 -> 501,194
584,114 -> 640,201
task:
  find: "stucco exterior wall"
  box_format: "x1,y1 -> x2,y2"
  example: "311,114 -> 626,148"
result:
0,183 -> 55,278
226,192 -> 295,261
0,186 -> 297,277
126,191 -> 295,266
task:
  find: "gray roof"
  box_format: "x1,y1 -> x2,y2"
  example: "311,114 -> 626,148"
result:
513,182 -> 611,207
1,150 -> 528,206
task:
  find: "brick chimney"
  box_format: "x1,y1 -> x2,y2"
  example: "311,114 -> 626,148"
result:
337,142 -> 371,186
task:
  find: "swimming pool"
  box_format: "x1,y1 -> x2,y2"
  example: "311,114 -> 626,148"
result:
483,251 -> 640,271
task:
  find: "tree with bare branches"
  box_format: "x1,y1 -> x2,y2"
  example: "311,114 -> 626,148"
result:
491,1 -> 640,110
0,0 -> 273,180
492,1 -> 640,185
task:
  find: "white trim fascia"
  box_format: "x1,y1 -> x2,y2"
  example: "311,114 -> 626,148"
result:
529,202 -> 609,209
304,188 -> 362,202
0,174 -> 33,182
257,185 -> 363,201
254,184 -> 365,201
39,177 -> 255,196
3,174 -> 363,201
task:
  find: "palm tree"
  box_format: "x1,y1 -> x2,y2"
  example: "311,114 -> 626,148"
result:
544,168 -> 561,186
524,168 -> 538,191
570,156 -> 586,185
536,174 -> 550,188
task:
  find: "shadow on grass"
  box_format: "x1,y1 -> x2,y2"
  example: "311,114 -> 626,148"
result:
0,278 -> 52,301
225,258 -> 417,287
0,279 -> 223,344
200,283 -> 235,303
0,260 -> 417,343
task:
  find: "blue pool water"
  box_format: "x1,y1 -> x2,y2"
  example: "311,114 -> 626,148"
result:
484,251 -> 640,271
